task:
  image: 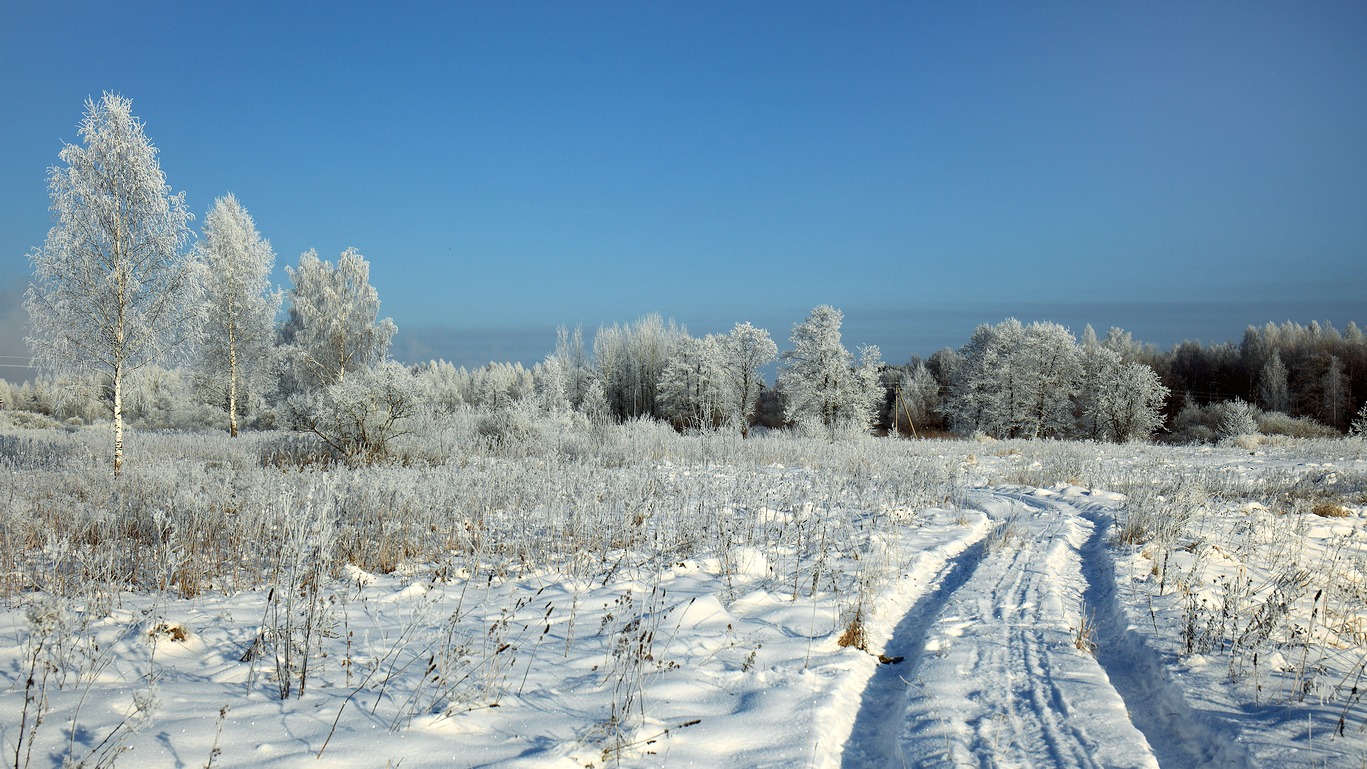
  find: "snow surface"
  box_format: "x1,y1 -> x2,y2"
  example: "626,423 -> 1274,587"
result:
3,441 -> 1367,768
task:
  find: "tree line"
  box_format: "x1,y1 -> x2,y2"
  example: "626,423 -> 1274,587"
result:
8,94 -> 1367,471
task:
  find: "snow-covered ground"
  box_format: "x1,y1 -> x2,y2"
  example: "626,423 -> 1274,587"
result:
2,428 -> 1365,767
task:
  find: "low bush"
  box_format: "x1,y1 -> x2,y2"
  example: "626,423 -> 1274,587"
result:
1256,411 -> 1337,439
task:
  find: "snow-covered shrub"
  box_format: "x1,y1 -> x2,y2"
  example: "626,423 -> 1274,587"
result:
288,362 -> 419,463
0,409 -> 63,430
1351,402 -> 1367,437
3,375 -> 106,425
411,359 -> 468,414
1166,399 -> 1216,444
410,360 -> 536,413
1255,411 -> 1337,439
1169,398 -> 1265,445
475,405 -> 545,455
1217,399 -> 1259,443
124,366 -> 226,430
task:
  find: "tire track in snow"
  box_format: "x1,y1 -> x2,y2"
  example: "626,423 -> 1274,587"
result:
1076,505 -> 1251,769
841,490 -> 1160,769
839,535 -> 991,767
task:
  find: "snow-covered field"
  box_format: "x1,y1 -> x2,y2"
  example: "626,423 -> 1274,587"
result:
2,422 -> 1365,767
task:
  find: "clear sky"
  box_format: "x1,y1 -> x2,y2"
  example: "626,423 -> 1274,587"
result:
1,1 -> 1364,373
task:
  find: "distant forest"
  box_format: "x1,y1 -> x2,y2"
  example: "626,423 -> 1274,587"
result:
890,319 -> 1367,441
4,309 -> 1365,450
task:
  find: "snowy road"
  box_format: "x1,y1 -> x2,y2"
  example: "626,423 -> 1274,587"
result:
840,488 -> 1245,769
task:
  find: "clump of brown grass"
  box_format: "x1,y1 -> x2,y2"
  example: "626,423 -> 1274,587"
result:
150,621 -> 189,642
837,610 -> 867,651
1072,612 -> 1098,655
1311,501 -> 1350,518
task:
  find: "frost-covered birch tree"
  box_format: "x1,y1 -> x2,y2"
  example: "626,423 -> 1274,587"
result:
1093,361 -> 1169,442
658,334 -> 727,429
892,362 -> 939,436
1074,326 -> 1114,440
196,194 -> 281,436
24,93 -> 197,474
946,319 -> 1023,437
779,305 -> 882,437
1322,355 -> 1349,429
1016,322 -> 1082,439
1257,351 -> 1290,414
593,314 -> 683,421
546,324 -> 593,412
278,248 -> 396,394
718,322 -> 777,436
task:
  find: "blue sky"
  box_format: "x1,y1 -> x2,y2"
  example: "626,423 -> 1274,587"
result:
1,1 -> 1364,372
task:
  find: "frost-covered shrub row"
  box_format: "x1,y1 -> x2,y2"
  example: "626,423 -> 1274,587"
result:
0,418 -> 967,601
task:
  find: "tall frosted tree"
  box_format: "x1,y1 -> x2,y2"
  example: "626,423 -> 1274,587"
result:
1016,321 -> 1082,438
1093,361 -> 1169,442
658,334 -> 727,429
1074,325 -> 1115,440
892,362 -> 939,436
1257,351 -> 1290,413
24,93 -> 197,474
278,248 -> 397,394
593,314 -> 684,421
779,305 -> 883,437
1322,355 -> 1349,429
946,319 -> 1024,437
548,324 -> 594,412
947,319 -> 1080,439
196,194 -> 281,436
719,322 -> 777,436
